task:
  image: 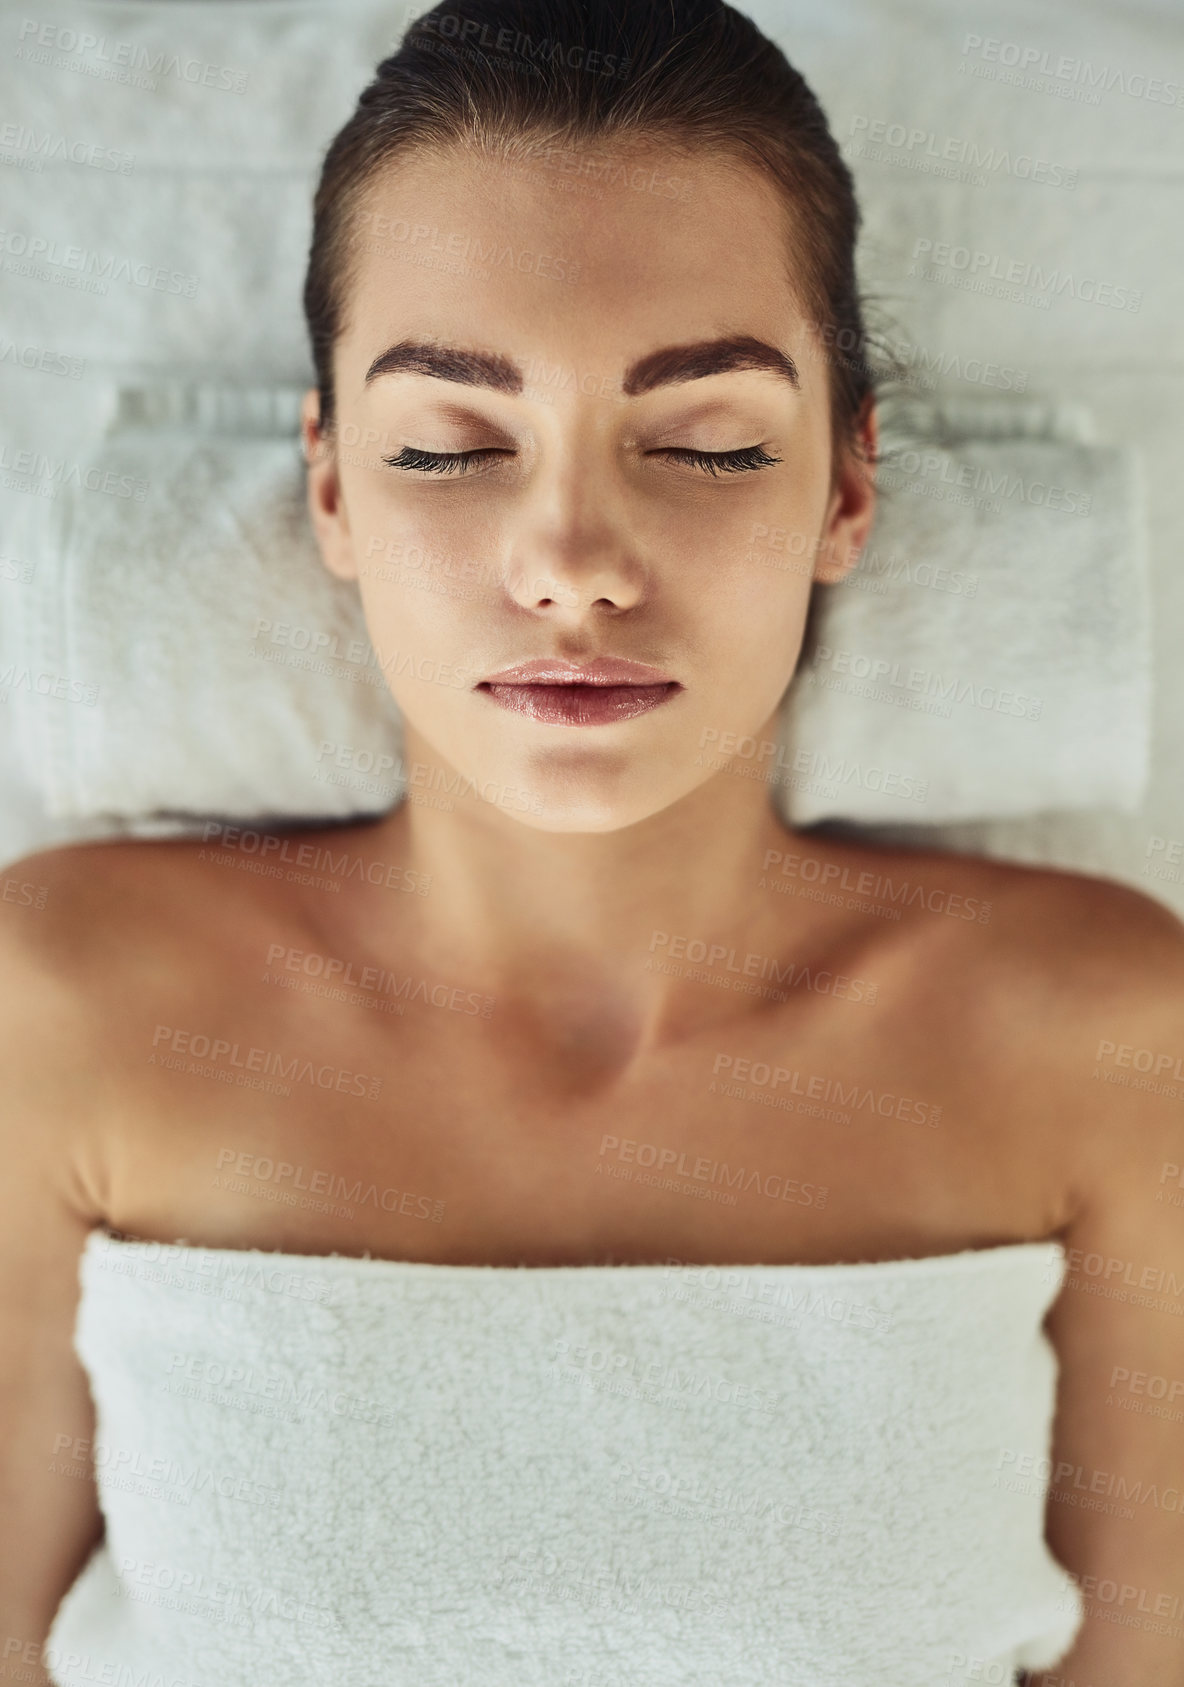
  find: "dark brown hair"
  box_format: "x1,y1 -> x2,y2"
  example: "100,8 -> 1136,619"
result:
303,0 -> 876,465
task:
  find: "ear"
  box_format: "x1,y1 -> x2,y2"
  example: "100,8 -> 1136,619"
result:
301,387 -> 357,582
812,397 -> 878,586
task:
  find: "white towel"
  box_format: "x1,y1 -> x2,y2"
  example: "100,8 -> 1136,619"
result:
5,389 -> 1148,835
7,421 -> 405,830
45,1231 -> 1083,1687
782,395 -> 1150,823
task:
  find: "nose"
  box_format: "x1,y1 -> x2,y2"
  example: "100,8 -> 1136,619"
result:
501,459 -> 645,618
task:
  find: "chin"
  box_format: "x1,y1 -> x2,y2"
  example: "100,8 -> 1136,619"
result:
481,775 -> 677,835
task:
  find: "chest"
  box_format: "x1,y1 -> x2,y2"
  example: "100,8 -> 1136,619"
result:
111,959 -> 1057,1265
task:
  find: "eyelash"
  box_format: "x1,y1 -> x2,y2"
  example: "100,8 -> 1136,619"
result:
380,445 -> 783,477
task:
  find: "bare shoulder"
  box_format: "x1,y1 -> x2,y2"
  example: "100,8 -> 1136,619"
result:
1003,859 -> 1184,1184
0,832 -> 298,1096
815,832 -> 1184,1180
983,849 -> 1184,968
0,832 -> 265,979
971,851 -> 1184,1046
0,839 -> 152,1220
833,832 -> 1184,1006
0,816 -> 393,1055
899,844 -> 1184,1196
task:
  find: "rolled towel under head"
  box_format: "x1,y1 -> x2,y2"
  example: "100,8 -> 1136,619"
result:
781,391 -> 1150,824
5,383 -> 1149,834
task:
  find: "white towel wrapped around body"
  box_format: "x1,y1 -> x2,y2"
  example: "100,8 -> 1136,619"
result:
46,1231 -> 1083,1687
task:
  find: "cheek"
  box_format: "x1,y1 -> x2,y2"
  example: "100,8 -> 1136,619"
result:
351,484 -> 501,622
352,480 -> 491,570
677,496 -> 820,621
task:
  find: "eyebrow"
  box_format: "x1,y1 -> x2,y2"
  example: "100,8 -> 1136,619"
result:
362,334 -> 800,396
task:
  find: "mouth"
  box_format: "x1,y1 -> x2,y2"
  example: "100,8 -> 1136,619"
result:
475,656 -> 683,727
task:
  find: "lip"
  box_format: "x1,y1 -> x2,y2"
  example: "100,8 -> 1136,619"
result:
475,657 -> 682,727
480,656 -> 676,685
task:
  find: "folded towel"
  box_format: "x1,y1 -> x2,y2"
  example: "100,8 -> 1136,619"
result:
4,387 -> 1149,833
7,420 -> 405,831
780,395 -> 1150,824
46,1231 -> 1082,1687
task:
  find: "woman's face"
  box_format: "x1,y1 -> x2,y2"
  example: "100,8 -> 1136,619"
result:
303,139 -> 876,832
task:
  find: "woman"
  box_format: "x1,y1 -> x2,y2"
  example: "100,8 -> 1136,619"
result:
3,1 -> 1182,1683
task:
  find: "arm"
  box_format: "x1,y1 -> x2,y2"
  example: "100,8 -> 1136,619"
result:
0,861 -> 106,1686
1028,889 -> 1184,1687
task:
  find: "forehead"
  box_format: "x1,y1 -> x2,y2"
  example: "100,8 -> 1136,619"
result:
337,139 -> 811,380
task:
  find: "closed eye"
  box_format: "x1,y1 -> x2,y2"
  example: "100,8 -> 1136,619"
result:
381,447 -> 508,475
651,445 -> 783,475
381,443 -> 783,478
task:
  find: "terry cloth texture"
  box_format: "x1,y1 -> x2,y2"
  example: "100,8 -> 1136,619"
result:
45,1231 -> 1084,1687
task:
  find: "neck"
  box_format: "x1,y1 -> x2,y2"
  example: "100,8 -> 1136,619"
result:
333,724 -> 851,1066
